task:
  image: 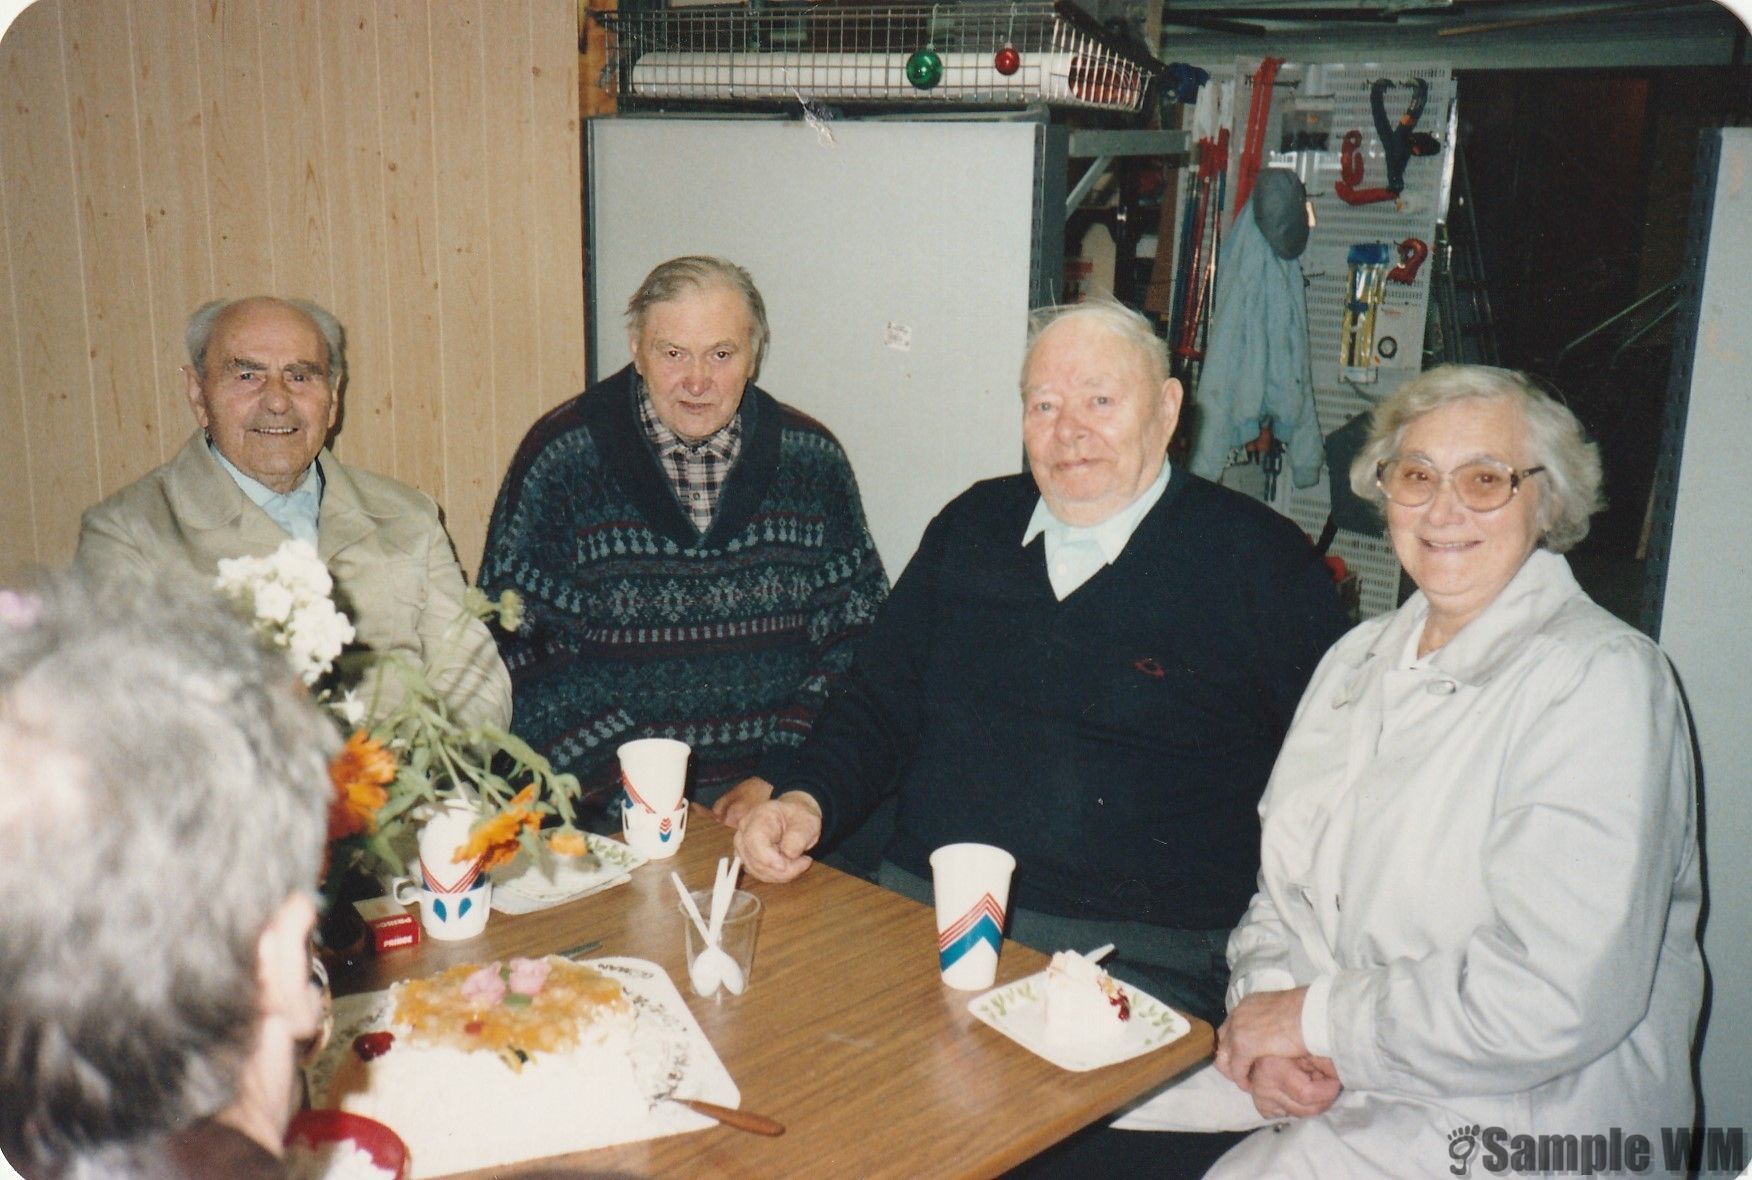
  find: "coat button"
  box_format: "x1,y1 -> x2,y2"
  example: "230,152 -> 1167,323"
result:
1427,678 -> 1458,696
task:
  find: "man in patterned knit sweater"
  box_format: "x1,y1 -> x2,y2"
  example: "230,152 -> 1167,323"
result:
479,257 -> 888,811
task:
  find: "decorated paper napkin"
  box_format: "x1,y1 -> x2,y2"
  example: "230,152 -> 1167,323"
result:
490,833 -> 647,915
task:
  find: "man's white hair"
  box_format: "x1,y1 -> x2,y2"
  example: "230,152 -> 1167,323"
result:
186,296 -> 347,388
1021,298 -> 1171,392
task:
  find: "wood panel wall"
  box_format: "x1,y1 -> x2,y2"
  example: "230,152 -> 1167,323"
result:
0,0 -> 585,581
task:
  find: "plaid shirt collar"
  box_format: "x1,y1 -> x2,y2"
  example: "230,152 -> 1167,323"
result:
635,377 -> 744,533
638,385 -> 743,463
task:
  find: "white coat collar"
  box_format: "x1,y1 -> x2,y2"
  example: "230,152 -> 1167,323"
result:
1335,549 -> 1583,704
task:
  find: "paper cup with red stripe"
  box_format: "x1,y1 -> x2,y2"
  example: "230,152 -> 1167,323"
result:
622,796 -> 689,859
617,738 -> 690,812
414,799 -> 482,893
929,843 -> 1016,990
617,738 -> 691,858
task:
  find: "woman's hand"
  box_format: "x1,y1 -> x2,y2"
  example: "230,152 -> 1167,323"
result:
1246,1055 -> 1341,1119
1215,987 -> 1311,1088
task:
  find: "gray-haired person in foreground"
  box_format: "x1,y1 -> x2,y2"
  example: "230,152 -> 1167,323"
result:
0,573 -> 338,1179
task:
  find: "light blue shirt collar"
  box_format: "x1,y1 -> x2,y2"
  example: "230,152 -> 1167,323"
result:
210,442 -> 324,547
1022,462 -> 1171,600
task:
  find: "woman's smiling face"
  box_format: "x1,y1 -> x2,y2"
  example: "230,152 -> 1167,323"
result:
1387,396 -> 1543,643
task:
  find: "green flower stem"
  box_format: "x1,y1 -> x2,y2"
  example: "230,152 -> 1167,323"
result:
329,588 -> 579,879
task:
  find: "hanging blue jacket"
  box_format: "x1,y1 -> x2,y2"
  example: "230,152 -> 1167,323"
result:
1188,198 -> 1323,488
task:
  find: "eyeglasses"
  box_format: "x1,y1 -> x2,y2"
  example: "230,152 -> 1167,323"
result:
1375,458 -> 1545,512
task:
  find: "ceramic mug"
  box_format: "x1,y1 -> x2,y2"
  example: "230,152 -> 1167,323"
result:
389,872 -> 492,941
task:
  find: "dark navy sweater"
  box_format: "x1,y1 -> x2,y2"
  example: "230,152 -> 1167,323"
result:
778,466 -> 1352,930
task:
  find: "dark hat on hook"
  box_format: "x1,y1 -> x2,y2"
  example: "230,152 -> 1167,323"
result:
1253,168 -> 1311,260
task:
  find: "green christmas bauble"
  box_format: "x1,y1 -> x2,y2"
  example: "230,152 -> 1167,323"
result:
905,49 -> 943,90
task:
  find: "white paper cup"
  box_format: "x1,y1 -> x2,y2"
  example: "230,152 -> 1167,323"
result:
929,842 -> 1016,990
622,797 -> 689,859
415,799 -> 481,893
617,737 -> 691,815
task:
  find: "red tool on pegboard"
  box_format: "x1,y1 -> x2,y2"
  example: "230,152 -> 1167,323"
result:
1174,129 -> 1230,363
1335,77 -> 1435,206
1232,57 -> 1284,224
1388,237 -> 1429,284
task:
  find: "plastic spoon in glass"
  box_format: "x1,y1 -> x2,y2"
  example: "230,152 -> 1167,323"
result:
671,872 -> 726,995
697,857 -> 744,996
708,856 -> 746,995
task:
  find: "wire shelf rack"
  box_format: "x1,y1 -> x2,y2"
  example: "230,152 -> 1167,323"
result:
594,1 -> 1160,113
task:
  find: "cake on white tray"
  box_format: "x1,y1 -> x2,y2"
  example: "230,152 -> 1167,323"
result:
323,956 -> 650,1178
1041,950 -> 1132,1044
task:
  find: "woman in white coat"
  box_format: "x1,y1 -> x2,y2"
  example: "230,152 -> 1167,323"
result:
1122,365 -> 1703,1177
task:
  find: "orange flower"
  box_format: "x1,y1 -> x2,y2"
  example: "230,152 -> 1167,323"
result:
454,785 -> 542,873
548,829 -> 588,858
327,731 -> 397,841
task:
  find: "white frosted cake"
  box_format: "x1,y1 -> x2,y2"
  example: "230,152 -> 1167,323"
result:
1041,951 -> 1132,1044
324,957 -> 650,1178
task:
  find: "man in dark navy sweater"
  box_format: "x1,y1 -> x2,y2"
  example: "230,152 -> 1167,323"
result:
729,299 -> 1350,1028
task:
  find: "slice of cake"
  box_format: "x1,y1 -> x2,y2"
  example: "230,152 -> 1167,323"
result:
324,957 -> 650,1178
1040,950 -> 1131,1045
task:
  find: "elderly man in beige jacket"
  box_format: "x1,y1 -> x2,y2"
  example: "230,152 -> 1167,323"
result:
74,295 -> 511,729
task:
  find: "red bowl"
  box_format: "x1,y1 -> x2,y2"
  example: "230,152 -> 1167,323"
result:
285,1109 -> 410,1179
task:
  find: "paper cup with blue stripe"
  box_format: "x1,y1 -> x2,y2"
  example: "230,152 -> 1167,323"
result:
930,843 -> 1016,990
617,738 -> 690,858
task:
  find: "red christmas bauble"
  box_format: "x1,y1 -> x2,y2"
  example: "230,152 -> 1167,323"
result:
994,45 -> 1021,76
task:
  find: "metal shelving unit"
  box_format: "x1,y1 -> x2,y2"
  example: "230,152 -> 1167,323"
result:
595,1 -> 1161,114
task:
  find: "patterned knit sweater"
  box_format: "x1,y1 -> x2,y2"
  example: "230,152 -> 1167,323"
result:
480,366 -> 889,803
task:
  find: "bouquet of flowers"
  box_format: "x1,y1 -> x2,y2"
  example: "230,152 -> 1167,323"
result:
214,542 -> 355,686
215,541 -> 587,890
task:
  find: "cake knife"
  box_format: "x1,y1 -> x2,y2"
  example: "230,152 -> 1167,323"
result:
676,1098 -> 785,1136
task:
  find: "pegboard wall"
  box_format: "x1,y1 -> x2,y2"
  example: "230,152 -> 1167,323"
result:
1185,59 -> 1457,620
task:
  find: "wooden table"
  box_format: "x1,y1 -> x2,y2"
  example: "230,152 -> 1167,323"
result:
330,809 -> 1214,1179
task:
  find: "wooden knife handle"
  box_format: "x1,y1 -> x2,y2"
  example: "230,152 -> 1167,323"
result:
682,1098 -> 785,1136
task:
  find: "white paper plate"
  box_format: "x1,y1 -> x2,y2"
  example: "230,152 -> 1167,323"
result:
489,833 -> 648,915
968,970 -> 1192,1072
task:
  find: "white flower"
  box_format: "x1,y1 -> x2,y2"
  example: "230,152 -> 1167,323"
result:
215,540 -> 355,686
330,689 -> 368,728
286,598 -> 355,684
269,539 -> 334,598
213,552 -> 257,595
252,580 -> 295,625
498,590 -> 525,633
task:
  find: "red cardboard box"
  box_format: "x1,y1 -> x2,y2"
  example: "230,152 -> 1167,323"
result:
353,896 -> 420,953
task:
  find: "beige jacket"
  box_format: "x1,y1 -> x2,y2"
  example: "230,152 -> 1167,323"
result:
75,432 -> 512,730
